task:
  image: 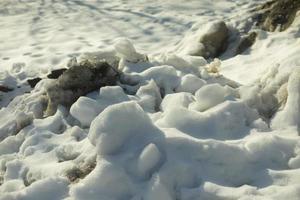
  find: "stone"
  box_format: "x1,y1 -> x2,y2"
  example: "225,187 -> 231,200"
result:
45,59 -> 120,115
235,32 -> 257,55
191,21 -> 229,59
47,68 -> 67,79
27,77 -> 42,88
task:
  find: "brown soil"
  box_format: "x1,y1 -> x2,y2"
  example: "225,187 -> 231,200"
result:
254,0 -> 300,32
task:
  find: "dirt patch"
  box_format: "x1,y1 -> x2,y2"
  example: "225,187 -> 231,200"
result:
235,32 -> 257,55
193,21 -> 229,59
66,161 -> 97,183
254,0 -> 300,32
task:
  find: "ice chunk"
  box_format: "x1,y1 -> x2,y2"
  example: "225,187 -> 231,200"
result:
70,97 -> 101,127
161,92 -> 195,112
192,83 -> 227,111
88,102 -> 163,155
138,143 -> 162,177
140,65 -> 180,95
136,80 -> 162,113
176,74 -> 206,93
271,69 -> 300,129
71,86 -> 130,127
99,85 -> 130,104
114,38 -> 145,63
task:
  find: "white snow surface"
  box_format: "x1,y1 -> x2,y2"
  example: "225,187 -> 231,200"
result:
1,0 -> 300,200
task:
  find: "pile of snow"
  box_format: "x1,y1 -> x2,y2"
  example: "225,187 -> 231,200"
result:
0,0 -> 300,200
1,34 -> 300,199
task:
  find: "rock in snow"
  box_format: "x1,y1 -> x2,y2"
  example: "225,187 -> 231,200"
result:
45,59 -> 120,115
176,21 -> 229,59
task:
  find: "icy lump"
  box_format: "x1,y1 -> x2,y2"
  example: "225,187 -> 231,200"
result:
88,101 -> 165,155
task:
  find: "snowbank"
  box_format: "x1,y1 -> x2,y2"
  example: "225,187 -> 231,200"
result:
0,1 -> 300,199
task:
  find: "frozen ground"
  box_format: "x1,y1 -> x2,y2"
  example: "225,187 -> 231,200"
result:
1,0 -> 300,199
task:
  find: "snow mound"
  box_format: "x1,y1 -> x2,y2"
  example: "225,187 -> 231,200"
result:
138,143 -> 162,177
192,83 -> 228,111
175,21 -> 229,58
271,68 -> 300,129
88,101 -> 164,155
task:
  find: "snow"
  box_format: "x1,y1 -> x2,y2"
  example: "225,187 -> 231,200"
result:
1,0 -> 300,200
192,83 -> 227,111
69,160 -> 134,200
88,101 -> 164,155
176,74 -> 206,94
138,143 -> 162,177
160,92 -> 194,112
114,38 -> 146,63
0,177 -> 69,200
271,68 -> 300,129
70,97 -> 100,127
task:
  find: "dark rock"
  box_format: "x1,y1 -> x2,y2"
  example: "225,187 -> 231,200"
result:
27,78 -> 42,88
235,32 -> 257,55
45,59 -> 120,115
47,68 -> 67,79
67,57 -> 78,68
0,85 -> 14,92
253,0 -> 300,32
191,21 -> 229,59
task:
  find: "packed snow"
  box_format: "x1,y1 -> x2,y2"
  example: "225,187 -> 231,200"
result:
1,0 -> 300,200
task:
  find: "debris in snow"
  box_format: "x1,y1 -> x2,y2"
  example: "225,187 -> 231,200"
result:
0,85 -> 13,93
27,78 -> 42,88
177,21 -> 229,59
47,68 -> 67,79
254,0 -> 300,32
45,59 -> 120,115
65,160 -> 96,183
235,31 -> 257,55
